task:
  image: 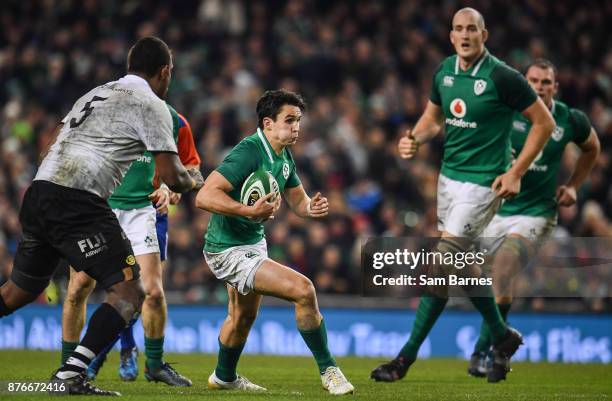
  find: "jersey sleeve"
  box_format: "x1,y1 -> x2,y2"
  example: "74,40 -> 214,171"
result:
139,99 -> 177,153
569,108 -> 592,144
285,149 -> 301,188
216,141 -> 260,189
177,114 -> 201,166
166,103 -> 180,142
429,63 -> 443,105
286,169 -> 301,188
491,64 -> 538,112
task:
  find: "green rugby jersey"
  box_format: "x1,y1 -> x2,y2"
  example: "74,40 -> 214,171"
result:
498,100 -> 591,217
107,104 -> 180,209
430,50 -> 537,186
204,128 -> 301,253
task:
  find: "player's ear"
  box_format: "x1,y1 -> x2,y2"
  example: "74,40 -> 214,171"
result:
160,64 -> 171,80
262,116 -> 274,130
482,28 -> 488,43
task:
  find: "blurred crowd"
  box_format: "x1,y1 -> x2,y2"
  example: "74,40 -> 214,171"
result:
0,0 -> 610,311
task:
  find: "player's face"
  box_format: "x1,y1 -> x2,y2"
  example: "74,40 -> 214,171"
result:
450,11 -> 488,63
525,66 -> 557,108
267,105 -> 302,146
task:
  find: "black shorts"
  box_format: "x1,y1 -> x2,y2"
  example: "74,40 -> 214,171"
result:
12,180 -> 140,294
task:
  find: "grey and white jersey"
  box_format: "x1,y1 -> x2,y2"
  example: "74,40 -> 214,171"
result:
35,74 -> 177,199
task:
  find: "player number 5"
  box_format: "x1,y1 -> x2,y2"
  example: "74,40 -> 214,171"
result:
70,96 -> 108,128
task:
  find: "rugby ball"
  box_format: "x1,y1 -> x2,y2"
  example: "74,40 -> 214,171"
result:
240,170 -> 280,222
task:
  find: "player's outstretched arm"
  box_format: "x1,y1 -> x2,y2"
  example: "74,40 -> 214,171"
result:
284,185 -> 328,219
195,170 -> 276,220
557,128 -> 600,206
492,98 -> 555,198
153,152 -> 202,193
398,101 -> 444,159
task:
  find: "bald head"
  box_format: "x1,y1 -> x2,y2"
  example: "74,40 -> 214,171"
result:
450,7 -> 488,66
453,7 -> 485,30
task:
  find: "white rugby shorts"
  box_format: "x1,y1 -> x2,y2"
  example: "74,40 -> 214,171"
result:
437,174 -> 502,239
203,239 -> 268,295
481,214 -> 557,252
112,205 -> 159,256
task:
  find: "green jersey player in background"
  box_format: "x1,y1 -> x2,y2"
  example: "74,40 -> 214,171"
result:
371,8 -> 555,383
468,58 -> 600,376
195,90 -> 354,395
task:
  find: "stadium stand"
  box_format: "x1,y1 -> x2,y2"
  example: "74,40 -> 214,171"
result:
0,0 -> 610,311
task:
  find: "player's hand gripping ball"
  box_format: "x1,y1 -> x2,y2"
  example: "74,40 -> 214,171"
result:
240,170 -> 280,222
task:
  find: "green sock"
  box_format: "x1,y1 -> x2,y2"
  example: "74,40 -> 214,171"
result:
61,340 -> 79,365
474,320 -> 492,353
469,290 -> 507,344
215,339 -> 245,382
398,295 -> 448,364
298,319 -> 337,374
475,302 -> 513,352
145,336 -> 164,370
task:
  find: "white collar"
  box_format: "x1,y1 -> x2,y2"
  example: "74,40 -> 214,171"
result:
454,50 -> 488,76
257,128 -> 274,162
118,74 -> 155,95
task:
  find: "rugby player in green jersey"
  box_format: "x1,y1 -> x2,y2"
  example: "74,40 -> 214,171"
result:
371,8 -> 555,383
195,90 -> 354,395
467,59 -> 600,377
61,104 -> 200,386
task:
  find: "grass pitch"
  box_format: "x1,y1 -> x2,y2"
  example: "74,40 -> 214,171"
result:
0,351 -> 610,400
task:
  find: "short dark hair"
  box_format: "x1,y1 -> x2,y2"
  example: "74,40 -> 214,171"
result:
127,36 -> 171,78
526,58 -> 557,80
256,90 -> 306,128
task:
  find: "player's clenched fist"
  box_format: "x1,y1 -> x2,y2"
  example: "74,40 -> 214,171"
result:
398,130 -> 419,159
492,171 -> 521,199
556,185 -> 577,207
308,192 -> 329,218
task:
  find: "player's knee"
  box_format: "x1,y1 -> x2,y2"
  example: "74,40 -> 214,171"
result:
132,283 -> 146,310
117,293 -> 144,323
66,279 -> 95,306
498,236 -> 530,269
293,277 -> 317,306
436,237 -> 470,255
144,285 -> 165,309
429,237 -> 469,280
106,280 -> 145,321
